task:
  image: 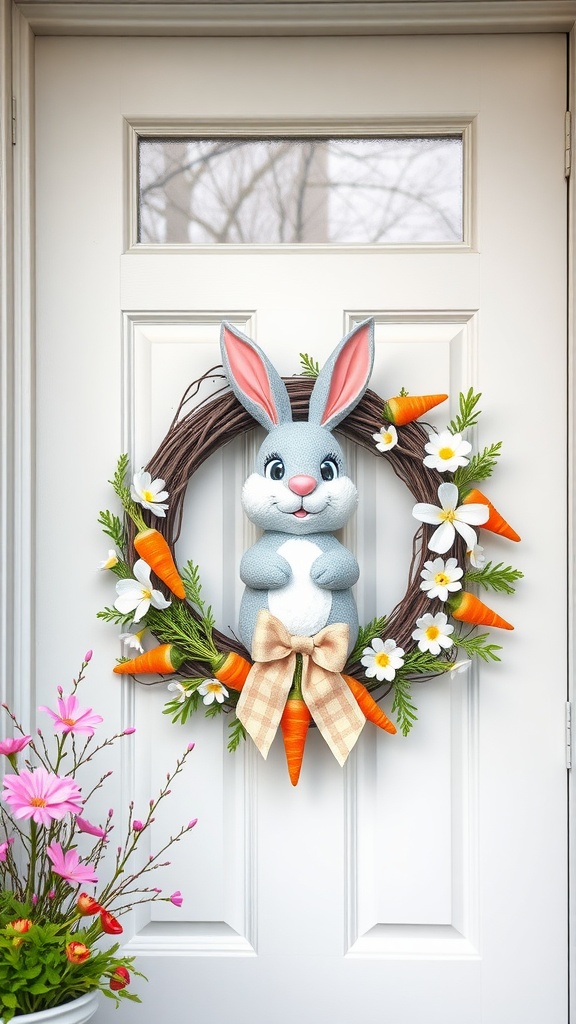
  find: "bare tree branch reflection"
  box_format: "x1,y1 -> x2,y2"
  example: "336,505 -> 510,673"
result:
138,138 -> 463,245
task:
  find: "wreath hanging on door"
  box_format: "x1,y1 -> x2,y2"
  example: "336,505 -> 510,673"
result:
97,319 -> 522,784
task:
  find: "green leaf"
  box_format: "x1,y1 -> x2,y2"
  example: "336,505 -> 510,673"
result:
454,441 -> 502,491
348,616 -> 387,665
299,352 -> 320,378
464,561 -> 524,595
391,677 -> 418,737
455,631 -> 502,662
227,716 -> 246,752
398,386 -> 409,397
448,387 -> 482,434
402,649 -> 451,675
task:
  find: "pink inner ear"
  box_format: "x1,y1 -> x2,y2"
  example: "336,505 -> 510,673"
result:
223,328 -> 278,425
321,322 -> 372,425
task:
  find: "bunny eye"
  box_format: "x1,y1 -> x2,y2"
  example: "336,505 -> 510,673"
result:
320,458 -> 339,482
265,457 -> 285,481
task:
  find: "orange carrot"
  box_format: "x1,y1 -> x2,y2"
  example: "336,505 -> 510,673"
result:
447,591 -> 513,630
461,488 -> 520,542
113,643 -> 186,675
280,696 -> 312,786
342,674 -> 397,734
133,528 -> 186,599
211,651 -> 252,692
383,393 -> 448,426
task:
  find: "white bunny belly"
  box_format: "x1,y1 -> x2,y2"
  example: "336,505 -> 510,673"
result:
268,539 -> 332,636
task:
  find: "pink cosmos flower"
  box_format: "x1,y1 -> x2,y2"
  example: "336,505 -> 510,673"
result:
2,767 -> 83,826
38,694 -> 103,736
169,891 -> 183,907
0,736 -> 32,757
0,838 -> 14,861
76,816 -> 107,839
47,842 -> 99,885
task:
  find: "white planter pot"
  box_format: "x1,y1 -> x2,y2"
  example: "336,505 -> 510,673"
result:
1,992 -> 99,1024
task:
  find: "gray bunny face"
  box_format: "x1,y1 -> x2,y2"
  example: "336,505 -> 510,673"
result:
242,421 -> 357,534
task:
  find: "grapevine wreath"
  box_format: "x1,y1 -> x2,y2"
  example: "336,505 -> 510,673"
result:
98,326 -> 522,785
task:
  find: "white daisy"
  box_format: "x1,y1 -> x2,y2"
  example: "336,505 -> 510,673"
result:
119,628 -> 146,653
412,612 -> 454,655
412,482 -> 489,554
372,424 -> 398,453
467,543 -> 486,568
167,681 -> 190,704
114,559 -> 171,623
420,556 -> 463,602
361,637 -> 405,683
423,429 -> 472,473
197,679 -> 229,706
131,470 -> 169,518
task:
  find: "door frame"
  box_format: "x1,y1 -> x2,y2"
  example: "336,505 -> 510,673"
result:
2,0 -> 575,1016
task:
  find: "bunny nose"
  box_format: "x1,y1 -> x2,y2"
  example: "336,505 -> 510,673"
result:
288,475 -> 317,496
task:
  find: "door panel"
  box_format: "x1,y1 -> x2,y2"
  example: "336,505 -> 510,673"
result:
34,34 -> 567,1023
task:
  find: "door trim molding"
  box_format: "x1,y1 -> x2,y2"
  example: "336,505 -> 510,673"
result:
13,1 -> 576,36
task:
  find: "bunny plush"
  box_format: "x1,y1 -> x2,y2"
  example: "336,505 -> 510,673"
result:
220,318 -> 375,657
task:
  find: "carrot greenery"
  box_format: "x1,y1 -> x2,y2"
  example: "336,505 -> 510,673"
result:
454,631 -> 502,663
227,717 -> 246,753
98,509 -> 125,550
348,616 -> 387,665
299,352 -> 320,377
391,677 -> 418,737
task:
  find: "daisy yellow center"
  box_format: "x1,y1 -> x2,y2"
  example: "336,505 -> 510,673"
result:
61,717 -> 77,726
438,446 -> 455,460
30,797 -> 47,807
425,626 -> 440,641
206,682 -> 222,693
141,588 -> 152,600
141,489 -> 156,502
382,431 -> 393,444
439,508 -> 456,523
374,651 -> 390,669
434,572 -> 450,586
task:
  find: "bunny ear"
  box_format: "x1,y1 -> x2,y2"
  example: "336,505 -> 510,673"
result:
308,318 -> 375,430
220,322 -> 293,431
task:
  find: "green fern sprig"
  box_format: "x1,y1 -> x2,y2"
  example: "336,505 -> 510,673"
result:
227,717 -> 246,752
96,607 -> 135,626
464,561 -> 524,595
98,509 -> 125,551
453,441 -> 502,491
455,631 -> 502,662
299,353 -> 320,378
348,616 -> 387,665
448,388 -> 482,434
391,677 -> 418,736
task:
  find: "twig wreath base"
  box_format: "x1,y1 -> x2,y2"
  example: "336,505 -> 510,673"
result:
98,367 -> 521,757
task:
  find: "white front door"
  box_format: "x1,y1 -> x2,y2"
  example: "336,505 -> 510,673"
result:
33,33 -> 567,1023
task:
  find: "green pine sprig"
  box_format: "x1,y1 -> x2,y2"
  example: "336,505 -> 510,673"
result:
464,561 -> 524,595
299,352 -> 320,378
448,387 -> 482,434
391,677 -> 418,736
455,631 -> 502,662
96,606 -> 135,626
453,441 -> 502,491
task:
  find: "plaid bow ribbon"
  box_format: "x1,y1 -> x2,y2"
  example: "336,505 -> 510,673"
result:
237,610 -> 365,765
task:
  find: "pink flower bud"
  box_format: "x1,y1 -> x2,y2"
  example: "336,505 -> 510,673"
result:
117,846 -> 122,855
149,855 -> 154,861
165,790 -> 171,796
188,818 -> 198,829
132,820 -> 144,832
57,686 -> 63,696
108,809 -> 114,818
84,650 -> 93,662
123,727 -> 136,735
48,890 -> 55,899
153,888 -> 162,893
149,799 -> 154,807
187,743 -> 195,751
170,891 -> 183,907
31,895 -> 38,906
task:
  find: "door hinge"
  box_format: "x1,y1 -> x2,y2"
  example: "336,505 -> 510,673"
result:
566,701 -> 572,770
11,96 -> 16,146
565,111 -> 571,178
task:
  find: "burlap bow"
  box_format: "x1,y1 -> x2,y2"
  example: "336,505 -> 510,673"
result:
237,610 -> 365,765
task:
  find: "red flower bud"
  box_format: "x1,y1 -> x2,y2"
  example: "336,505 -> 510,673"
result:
77,893 -> 102,916
110,966 -> 130,991
100,909 -> 123,935
66,941 -> 90,964
10,918 -> 32,934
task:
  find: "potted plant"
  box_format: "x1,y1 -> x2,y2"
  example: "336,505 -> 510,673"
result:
0,651 -> 197,1022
